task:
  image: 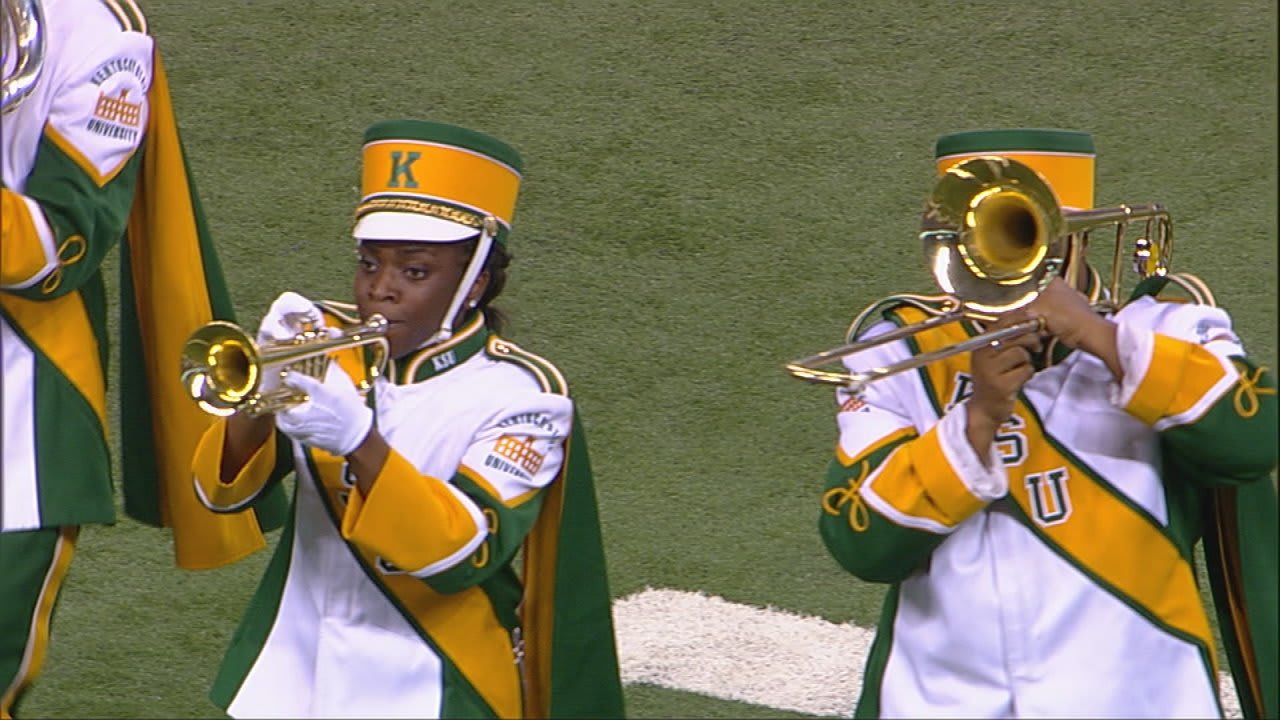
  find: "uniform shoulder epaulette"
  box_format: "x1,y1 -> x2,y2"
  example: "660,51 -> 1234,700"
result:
484,336 -> 569,396
98,0 -> 149,34
844,292 -> 957,344
315,299 -> 362,325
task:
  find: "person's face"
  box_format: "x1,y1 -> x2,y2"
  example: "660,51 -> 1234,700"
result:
354,240 -> 488,359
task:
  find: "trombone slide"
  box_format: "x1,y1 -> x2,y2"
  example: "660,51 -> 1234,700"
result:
842,318 -> 1044,397
785,316 -> 1044,395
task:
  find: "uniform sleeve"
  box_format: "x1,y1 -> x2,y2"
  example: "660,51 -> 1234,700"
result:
191,420 -> 295,513
340,391 -> 573,593
2,25 -> 152,297
1112,298 -> 1277,483
819,321 -> 1007,584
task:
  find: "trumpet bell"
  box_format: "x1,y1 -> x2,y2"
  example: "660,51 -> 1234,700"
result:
180,314 -> 389,417
180,322 -> 263,416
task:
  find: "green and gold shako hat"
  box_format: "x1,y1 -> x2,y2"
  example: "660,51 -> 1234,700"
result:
353,119 -> 524,244
935,128 -> 1096,209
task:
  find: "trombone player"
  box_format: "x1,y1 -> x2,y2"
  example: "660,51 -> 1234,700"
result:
808,129 -> 1277,718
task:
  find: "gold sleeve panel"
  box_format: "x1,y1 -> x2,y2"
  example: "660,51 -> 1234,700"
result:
0,188 -> 56,287
865,423 -> 988,530
1125,334 -> 1230,425
191,421 -> 277,512
340,451 -> 482,573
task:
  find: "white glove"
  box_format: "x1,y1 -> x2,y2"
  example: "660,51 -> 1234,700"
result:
275,364 -> 374,456
256,291 -> 324,394
257,291 -> 324,345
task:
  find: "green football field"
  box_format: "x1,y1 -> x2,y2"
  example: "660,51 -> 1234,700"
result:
18,0 -> 1276,717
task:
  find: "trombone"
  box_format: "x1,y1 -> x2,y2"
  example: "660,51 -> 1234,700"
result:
180,311 -> 390,417
785,155 -> 1172,395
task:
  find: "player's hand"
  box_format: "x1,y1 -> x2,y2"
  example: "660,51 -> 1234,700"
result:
1017,276 -> 1122,378
1021,277 -> 1108,350
257,291 -> 323,346
275,364 -> 374,457
968,311 -> 1042,429
256,291 -> 326,394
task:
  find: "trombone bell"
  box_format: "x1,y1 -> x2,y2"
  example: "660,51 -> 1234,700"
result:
923,155 -> 1069,315
180,314 -> 390,417
965,188 -> 1048,278
785,155 -> 1173,393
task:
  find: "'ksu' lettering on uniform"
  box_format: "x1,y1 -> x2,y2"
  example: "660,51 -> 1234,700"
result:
1025,468 -> 1072,526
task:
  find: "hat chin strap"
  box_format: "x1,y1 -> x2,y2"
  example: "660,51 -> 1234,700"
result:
421,222 -> 495,348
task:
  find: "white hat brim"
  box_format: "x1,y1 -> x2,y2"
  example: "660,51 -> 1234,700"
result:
353,212 -> 480,243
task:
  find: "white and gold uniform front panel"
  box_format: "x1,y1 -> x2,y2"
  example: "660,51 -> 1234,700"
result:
821,295 -> 1272,718
192,335 -> 570,718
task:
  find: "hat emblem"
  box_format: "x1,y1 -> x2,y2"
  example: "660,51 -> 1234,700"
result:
388,151 -> 421,189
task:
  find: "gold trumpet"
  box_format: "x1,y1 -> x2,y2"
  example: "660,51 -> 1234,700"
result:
180,312 -> 390,417
785,155 -> 1172,394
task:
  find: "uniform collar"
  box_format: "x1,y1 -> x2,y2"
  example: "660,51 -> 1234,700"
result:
387,312 -> 490,385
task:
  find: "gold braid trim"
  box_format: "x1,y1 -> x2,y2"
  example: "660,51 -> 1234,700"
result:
355,198 -> 486,229
822,460 -> 871,532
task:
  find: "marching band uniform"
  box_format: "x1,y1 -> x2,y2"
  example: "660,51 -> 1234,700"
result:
1,1 -> 275,714
1,0 -> 148,538
192,121 -> 624,719
818,129 -> 1277,719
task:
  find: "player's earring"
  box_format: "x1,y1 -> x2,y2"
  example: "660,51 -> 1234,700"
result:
467,299 -> 479,309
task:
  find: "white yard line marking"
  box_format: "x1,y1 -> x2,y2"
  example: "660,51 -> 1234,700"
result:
614,587 -> 869,716
613,587 -> 1243,719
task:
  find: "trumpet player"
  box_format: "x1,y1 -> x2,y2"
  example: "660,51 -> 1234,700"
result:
1,1 -> 269,715
816,129 -> 1277,718
190,120 -> 624,719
